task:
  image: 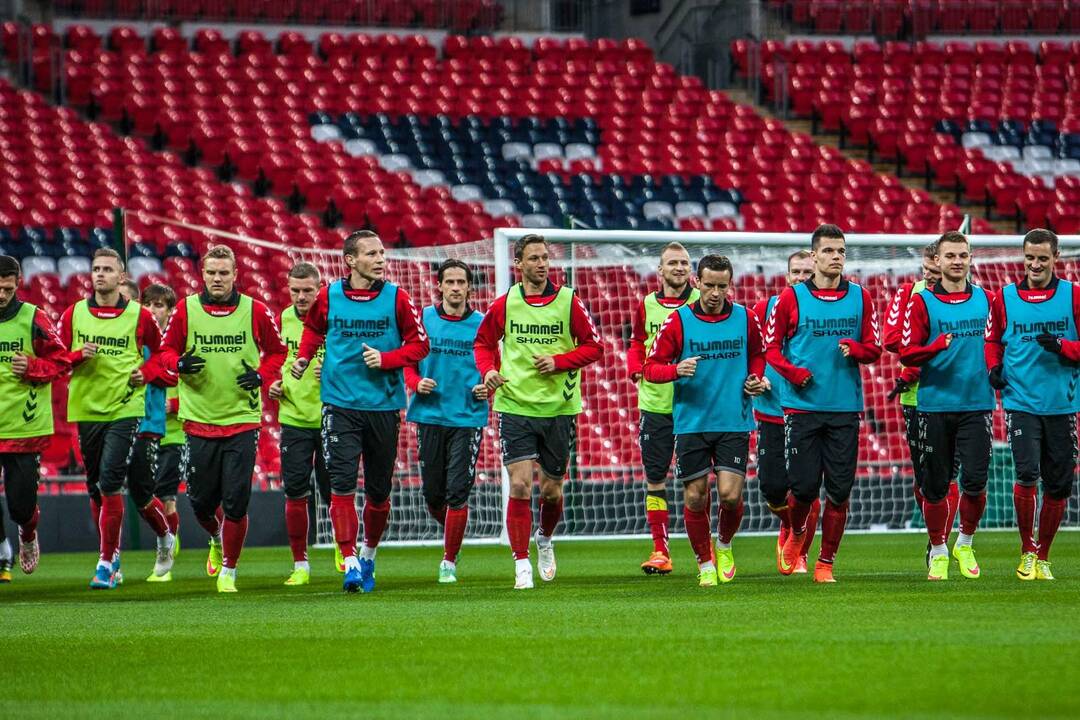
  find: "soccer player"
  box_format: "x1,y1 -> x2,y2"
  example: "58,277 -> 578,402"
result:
899,231 -> 994,581
985,228 -> 1080,581
883,243 -> 958,564
142,284 -> 184,558
268,262 -> 331,587
644,255 -> 766,586
627,242 -> 698,575
292,230 -> 429,594
59,248 -> 164,589
117,282 -> 177,583
0,256 -> 69,579
765,224 -> 881,583
405,259 -> 488,584
473,233 -> 603,590
159,245 -> 287,593
752,250 -> 819,574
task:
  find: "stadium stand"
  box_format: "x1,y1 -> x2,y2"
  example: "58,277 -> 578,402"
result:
735,38 -> 1080,233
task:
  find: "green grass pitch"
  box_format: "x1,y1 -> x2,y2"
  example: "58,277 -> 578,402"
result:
4,531 -> 1079,719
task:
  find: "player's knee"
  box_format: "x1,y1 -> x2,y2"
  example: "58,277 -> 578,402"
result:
683,481 -> 707,512
539,484 -> 562,504
1044,481 -> 1073,502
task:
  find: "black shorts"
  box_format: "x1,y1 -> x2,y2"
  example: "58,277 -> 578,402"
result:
127,435 -> 160,507
78,418 -> 139,501
638,410 -> 675,485
755,419 -> 788,506
182,429 -> 258,520
1006,410 -> 1077,500
155,443 -> 182,500
321,404 -> 400,502
417,423 -> 483,509
916,411 -> 992,502
497,412 -> 576,479
1,452 -> 40,526
784,411 -> 860,504
281,424 -> 331,503
674,431 -> 749,483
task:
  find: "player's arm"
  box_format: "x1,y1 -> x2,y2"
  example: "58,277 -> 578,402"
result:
627,298 -> 647,381
473,294 -> 506,378
296,286 -> 329,363
1056,284 -> 1080,362
763,288 -> 812,386
882,282 -> 913,353
898,294 -> 948,365
157,299 -> 189,376
984,290 -> 1005,370
57,304 -> 85,368
252,299 -> 288,384
552,293 -> 604,371
747,307 -> 766,378
839,288 -> 883,364
642,313 -> 683,384
19,308 -> 71,383
135,306 -> 169,385
378,290 -> 430,370
404,363 -> 423,392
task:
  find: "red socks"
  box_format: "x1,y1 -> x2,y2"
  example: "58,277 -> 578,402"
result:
538,496 -> 563,538
945,482 -> 960,537
959,492 -> 987,535
646,490 -> 671,555
221,515 -> 248,569
362,498 -> 391,549
194,509 -> 222,538
1037,496 -> 1067,561
923,498 -> 950,546
789,499 -> 813,536
717,500 -> 744,545
683,504 -> 713,565
165,510 -> 180,536
818,499 -> 849,564
506,497 -> 532,560
444,506 -> 469,563
329,493 -> 358,559
285,497 -> 309,563
1013,484 -> 1038,554
98,494 -> 124,562
426,503 -> 446,527
802,499 -> 821,556
138,497 -> 170,538
18,506 -> 39,543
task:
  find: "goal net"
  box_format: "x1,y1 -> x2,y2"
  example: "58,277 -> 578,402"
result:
122,213 -> 1080,545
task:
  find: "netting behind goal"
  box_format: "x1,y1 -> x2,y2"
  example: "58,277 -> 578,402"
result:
124,214 -> 1080,545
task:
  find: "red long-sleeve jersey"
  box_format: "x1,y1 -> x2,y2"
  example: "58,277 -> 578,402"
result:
627,285 -> 695,380
158,289 -> 287,438
0,300 -> 71,452
883,281 -> 916,353
764,278 -> 881,387
297,278 -> 429,370
473,281 -> 602,377
898,282 -> 985,366
643,301 -> 765,383
58,296 -> 164,384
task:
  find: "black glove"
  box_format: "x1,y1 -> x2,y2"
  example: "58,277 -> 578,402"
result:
1036,332 -> 1063,355
236,360 -> 262,391
177,351 -> 206,375
988,365 -> 1007,390
887,376 -> 911,400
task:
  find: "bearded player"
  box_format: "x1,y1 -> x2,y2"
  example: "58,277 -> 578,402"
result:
268,262 -> 331,587
474,233 -> 603,590
0,256 -> 69,581
627,241 -> 698,575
